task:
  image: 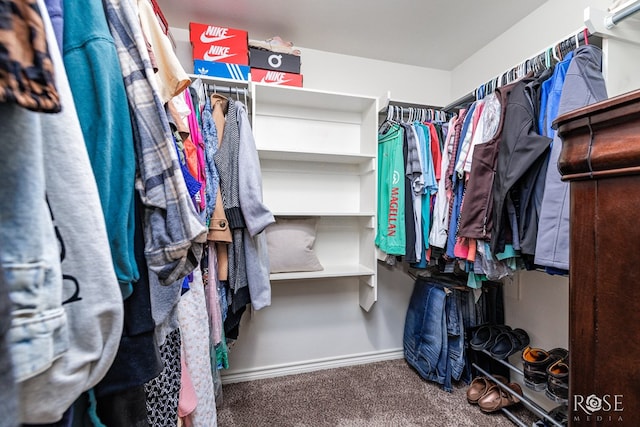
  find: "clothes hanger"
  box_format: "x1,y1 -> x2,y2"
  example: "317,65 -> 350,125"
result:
583,28 -> 589,45
210,83 -> 228,106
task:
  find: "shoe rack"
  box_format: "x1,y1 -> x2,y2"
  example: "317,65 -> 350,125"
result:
473,350 -> 565,427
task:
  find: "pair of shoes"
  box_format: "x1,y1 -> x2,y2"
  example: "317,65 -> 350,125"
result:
248,36 -> 301,56
477,381 -> 523,413
545,358 -> 569,404
489,328 -> 530,360
470,324 -> 511,351
521,347 -> 568,394
469,324 -> 530,360
466,375 -> 508,404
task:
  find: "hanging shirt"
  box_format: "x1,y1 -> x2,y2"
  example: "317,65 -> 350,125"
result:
539,51 -> 574,139
376,123 -> 406,256
429,116 -> 457,250
535,45 -> 608,271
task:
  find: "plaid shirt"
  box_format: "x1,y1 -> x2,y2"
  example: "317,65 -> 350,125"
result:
103,0 -> 206,285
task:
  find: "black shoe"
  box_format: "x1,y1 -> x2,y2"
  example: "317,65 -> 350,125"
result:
521,347 -> 567,391
545,358 -> 569,404
532,405 -> 568,426
470,324 -> 512,351
489,328 -> 530,360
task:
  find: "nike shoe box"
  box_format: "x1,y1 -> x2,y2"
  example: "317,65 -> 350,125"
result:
194,60 -> 250,81
190,22 -> 249,65
251,68 -> 303,87
249,47 -> 301,74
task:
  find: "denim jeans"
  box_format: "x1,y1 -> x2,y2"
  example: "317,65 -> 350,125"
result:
404,277 -> 467,392
0,103 -> 68,383
447,290 -> 465,383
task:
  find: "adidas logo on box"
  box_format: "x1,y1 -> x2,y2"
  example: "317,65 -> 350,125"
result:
194,60 -> 250,81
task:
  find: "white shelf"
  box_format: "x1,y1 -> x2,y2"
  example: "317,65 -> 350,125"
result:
270,264 -> 375,281
272,212 -> 375,218
258,149 -> 374,165
253,83 -> 378,311
252,82 -> 376,113
188,73 -> 250,88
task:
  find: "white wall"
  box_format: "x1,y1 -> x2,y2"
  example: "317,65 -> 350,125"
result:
449,0 -> 591,356
450,0 -> 640,357
171,28 -> 451,106
451,0 -> 605,100
170,26 -> 446,380
169,0 -> 640,382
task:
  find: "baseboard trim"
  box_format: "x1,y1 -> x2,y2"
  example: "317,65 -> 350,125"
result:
221,348 -> 405,384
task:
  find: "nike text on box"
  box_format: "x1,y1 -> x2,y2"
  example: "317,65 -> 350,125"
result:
192,43 -> 249,65
249,48 -> 301,74
190,22 -> 249,65
251,68 -> 303,87
189,22 -> 248,47
194,60 -> 250,81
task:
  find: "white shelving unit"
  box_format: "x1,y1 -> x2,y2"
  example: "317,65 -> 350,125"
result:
251,82 -> 379,311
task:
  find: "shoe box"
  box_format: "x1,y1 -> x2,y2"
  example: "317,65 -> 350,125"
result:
193,60 -> 250,81
249,47 -> 301,74
189,22 -> 249,65
250,68 -> 303,87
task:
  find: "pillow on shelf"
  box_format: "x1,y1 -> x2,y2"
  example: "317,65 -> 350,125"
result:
265,217 -> 323,273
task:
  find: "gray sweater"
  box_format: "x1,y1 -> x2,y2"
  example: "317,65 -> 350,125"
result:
535,45 -> 608,270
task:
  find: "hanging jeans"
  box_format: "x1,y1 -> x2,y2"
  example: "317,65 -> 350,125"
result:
403,277 -> 466,392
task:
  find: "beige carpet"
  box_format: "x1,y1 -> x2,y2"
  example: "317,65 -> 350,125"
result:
217,358 -> 531,426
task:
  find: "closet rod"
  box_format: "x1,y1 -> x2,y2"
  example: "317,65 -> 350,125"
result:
605,0 -> 640,28
443,28 -> 592,112
205,85 -> 250,96
442,92 -> 475,113
385,100 -> 445,112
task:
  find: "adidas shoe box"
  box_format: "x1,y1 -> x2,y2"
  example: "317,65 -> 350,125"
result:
190,22 -> 249,65
194,60 -> 250,81
251,68 -> 303,87
249,47 -> 301,74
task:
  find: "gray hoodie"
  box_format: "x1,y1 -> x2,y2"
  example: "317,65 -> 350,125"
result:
18,1 -> 124,422
535,45 -> 608,270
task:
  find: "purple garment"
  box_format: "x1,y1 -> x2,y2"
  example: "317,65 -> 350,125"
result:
44,0 -> 63,53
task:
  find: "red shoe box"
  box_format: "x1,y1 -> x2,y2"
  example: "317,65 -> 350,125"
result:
251,68 -> 303,87
190,22 -> 248,65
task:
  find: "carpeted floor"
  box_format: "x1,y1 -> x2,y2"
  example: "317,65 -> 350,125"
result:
217,358 -> 532,426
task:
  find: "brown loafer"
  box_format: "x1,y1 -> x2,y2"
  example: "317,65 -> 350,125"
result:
477,382 -> 522,413
466,375 -> 508,404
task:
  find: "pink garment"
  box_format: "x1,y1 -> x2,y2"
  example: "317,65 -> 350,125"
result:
205,245 -> 223,346
177,267 -> 217,426
184,90 -> 207,212
178,345 -> 198,420
425,122 -> 442,181
453,236 -> 470,259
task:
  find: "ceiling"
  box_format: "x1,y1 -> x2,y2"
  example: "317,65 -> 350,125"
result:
156,0 -> 549,71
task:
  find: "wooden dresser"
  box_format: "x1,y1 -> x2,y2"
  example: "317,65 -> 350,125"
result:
557,88 -> 640,426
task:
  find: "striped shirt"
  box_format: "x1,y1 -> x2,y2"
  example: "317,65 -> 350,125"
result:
103,0 -> 207,285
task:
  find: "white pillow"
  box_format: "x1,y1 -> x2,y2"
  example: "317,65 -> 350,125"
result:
265,217 -> 323,273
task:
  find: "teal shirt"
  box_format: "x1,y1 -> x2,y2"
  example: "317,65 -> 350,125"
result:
62,0 -> 138,298
376,123 -> 406,256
